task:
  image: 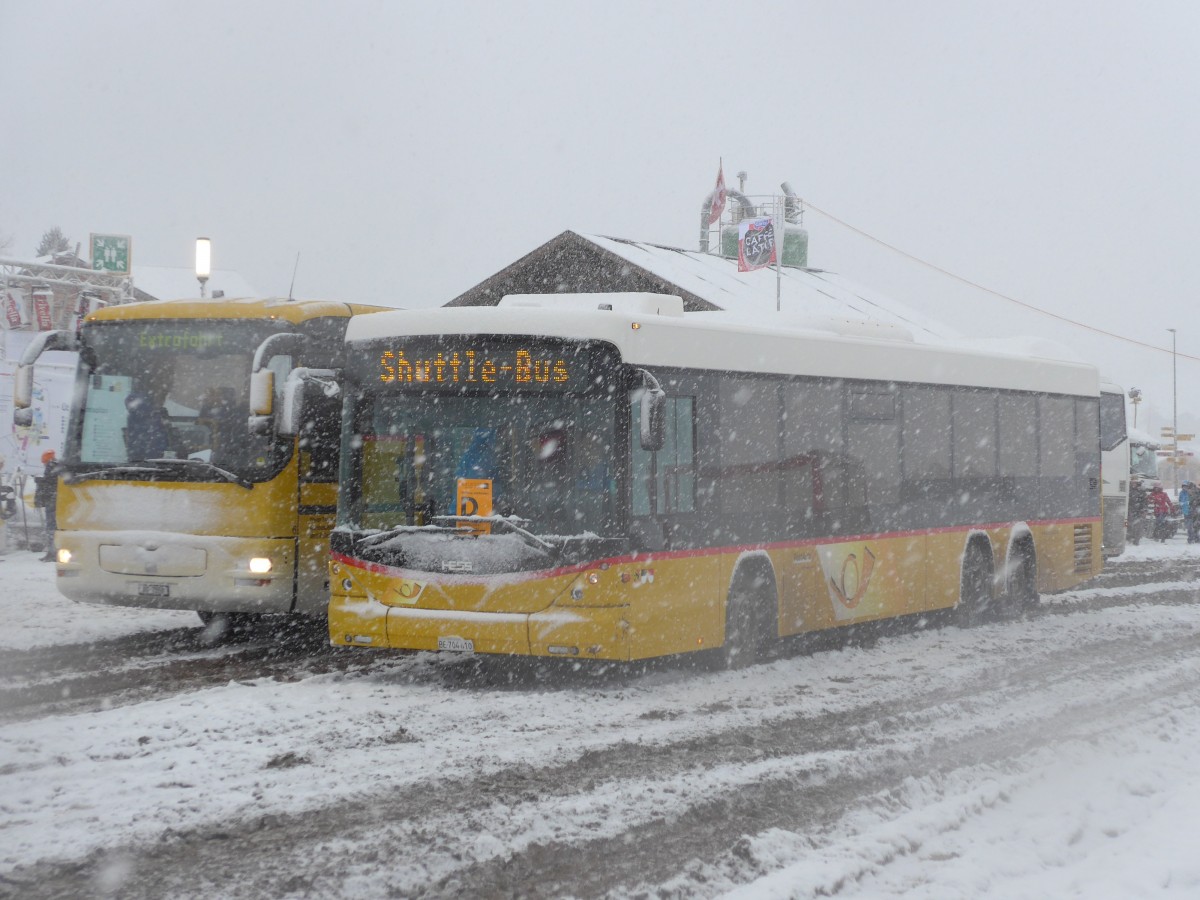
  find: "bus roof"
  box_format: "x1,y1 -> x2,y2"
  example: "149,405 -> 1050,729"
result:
347,294 -> 1099,397
86,297 -> 393,325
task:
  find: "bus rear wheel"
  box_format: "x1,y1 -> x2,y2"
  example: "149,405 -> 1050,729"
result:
1008,545 -> 1039,612
720,569 -> 777,669
955,543 -> 994,628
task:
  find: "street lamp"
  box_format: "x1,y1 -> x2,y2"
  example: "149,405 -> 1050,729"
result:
195,237 -> 211,299
1169,328 -> 1178,492
1128,387 -> 1142,429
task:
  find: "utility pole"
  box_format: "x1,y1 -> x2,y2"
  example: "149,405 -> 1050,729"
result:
1170,328 -> 1178,492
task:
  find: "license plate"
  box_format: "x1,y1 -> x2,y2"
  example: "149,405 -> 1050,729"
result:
136,582 -> 170,598
437,636 -> 474,653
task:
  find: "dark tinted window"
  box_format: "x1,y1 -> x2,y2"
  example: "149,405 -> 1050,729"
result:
953,391 -> 998,478
903,387 -> 951,479
998,395 -> 1038,476
1099,392 -> 1126,452
847,385 -> 900,505
1039,396 -> 1075,477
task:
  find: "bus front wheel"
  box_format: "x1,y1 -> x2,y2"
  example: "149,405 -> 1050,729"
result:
720,568 -> 777,669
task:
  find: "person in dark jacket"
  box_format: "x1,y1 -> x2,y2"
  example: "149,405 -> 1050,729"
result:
124,388 -> 169,460
33,450 -> 60,561
1150,483 -> 1173,542
1183,481 -> 1200,544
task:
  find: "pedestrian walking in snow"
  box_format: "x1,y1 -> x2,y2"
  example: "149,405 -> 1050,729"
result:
33,450 -> 61,561
1150,483 -> 1173,542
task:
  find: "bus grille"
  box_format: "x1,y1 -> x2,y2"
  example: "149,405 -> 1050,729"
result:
1073,524 -> 1094,574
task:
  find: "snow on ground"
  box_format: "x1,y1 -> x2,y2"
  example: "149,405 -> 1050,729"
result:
0,547 -> 195,649
2,537 -> 1200,895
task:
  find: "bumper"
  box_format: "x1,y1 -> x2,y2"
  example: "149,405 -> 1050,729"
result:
55,531 -> 296,614
328,593 -> 631,660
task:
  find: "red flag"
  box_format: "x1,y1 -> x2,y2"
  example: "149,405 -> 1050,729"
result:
706,162 -> 726,226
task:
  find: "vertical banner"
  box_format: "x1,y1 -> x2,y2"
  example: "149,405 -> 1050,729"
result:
2,289 -> 26,329
32,287 -> 53,331
737,216 -> 777,272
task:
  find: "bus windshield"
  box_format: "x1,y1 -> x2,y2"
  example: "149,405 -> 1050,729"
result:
69,319 -> 293,481
1099,392 -> 1127,452
1130,444 -> 1160,479
343,391 -> 621,539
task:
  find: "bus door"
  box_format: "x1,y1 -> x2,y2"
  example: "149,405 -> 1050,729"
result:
629,390 -> 723,654
295,379 -> 342,614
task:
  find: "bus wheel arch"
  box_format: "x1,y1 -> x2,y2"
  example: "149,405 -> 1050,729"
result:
721,553 -> 778,669
955,534 -> 995,627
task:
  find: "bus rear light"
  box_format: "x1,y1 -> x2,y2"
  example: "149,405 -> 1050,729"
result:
248,557 -> 272,574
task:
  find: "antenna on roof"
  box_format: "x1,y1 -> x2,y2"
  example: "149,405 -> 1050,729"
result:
287,252 -> 300,301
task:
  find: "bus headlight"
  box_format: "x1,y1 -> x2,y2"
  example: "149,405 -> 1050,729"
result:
248,557 -> 273,574
57,547 -> 72,564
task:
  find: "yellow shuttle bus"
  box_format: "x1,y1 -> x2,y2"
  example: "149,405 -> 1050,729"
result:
13,297 -> 387,629
327,293 -> 1102,665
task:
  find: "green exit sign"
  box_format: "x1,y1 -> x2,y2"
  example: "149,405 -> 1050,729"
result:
90,233 -> 132,274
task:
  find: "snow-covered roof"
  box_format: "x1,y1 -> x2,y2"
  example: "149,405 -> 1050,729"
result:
132,266 -> 259,302
580,233 -> 954,341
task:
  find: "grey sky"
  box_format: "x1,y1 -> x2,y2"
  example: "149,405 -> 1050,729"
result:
3,1 -> 1197,429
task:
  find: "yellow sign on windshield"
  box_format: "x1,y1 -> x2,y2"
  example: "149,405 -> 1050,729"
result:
456,478 -> 493,535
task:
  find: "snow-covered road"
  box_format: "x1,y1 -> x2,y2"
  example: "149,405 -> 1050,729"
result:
2,541 -> 1199,898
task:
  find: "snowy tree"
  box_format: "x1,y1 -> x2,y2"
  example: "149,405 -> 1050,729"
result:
36,226 -> 71,258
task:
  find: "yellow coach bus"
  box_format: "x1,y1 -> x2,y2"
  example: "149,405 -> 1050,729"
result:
13,297 -> 387,630
326,293 -> 1102,665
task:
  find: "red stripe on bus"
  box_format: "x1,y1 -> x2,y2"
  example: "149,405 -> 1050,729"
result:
331,516 -> 1099,584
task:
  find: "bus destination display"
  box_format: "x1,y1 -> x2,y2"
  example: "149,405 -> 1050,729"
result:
379,345 -> 588,391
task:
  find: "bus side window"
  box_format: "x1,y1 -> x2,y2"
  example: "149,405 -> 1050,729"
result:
784,379 -> 844,524
846,384 -> 900,508
1075,398 -> 1100,481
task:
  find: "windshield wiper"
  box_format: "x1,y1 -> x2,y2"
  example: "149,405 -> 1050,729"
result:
431,515 -> 556,556
356,522 -> 465,547
153,457 -> 253,489
67,464 -> 165,483
66,458 -> 252,489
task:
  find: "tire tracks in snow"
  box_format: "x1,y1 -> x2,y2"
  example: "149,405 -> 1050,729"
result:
10,589 -> 1200,899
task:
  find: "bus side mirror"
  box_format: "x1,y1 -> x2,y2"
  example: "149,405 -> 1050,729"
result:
640,387 -> 666,452
248,370 -> 275,434
278,376 -> 305,437
278,368 -> 338,438
13,364 -> 34,413
250,370 -> 274,416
